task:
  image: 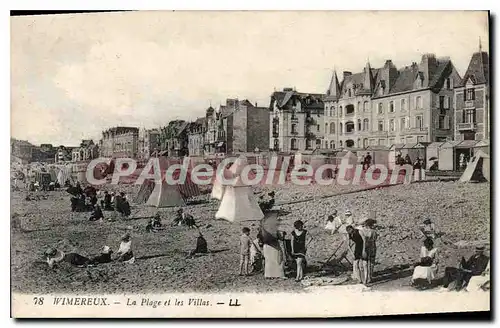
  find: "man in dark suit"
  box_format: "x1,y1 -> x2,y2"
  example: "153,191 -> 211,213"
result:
442,246 -> 490,291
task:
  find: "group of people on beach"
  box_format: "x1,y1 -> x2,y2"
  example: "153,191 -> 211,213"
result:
44,233 -> 135,268
411,218 -> 490,292
234,206 -> 490,291
238,219 -> 311,282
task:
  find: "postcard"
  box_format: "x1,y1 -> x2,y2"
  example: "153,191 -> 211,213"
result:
10,10 -> 490,318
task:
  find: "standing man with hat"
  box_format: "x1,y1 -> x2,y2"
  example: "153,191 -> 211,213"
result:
441,246 -> 489,291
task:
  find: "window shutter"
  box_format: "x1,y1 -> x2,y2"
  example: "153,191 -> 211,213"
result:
444,116 -> 450,129
444,96 -> 449,109
463,91 -> 467,101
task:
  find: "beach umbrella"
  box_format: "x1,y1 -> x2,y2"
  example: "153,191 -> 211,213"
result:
260,210 -> 281,245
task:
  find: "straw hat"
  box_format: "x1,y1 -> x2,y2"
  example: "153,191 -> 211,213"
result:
102,246 -> 111,254
345,210 -> 352,216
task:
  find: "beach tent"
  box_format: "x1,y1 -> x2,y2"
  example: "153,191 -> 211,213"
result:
135,179 -> 156,204
215,155 -> 264,222
136,170 -> 201,205
57,166 -> 73,186
459,150 -> 490,182
146,181 -> 186,208
473,139 -> 490,156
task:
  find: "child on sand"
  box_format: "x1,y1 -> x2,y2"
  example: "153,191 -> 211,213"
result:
239,227 -> 252,276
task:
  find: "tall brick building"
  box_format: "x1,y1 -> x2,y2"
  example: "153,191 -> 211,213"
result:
221,99 -> 269,154
453,50 -> 489,141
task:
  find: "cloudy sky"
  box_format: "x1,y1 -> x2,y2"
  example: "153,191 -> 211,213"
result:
11,11 -> 488,146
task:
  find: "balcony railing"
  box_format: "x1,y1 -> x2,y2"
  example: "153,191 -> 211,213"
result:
305,117 -> 316,125
272,117 -> 279,123
465,100 -> 475,108
291,130 -> 299,135
290,116 -> 299,122
272,132 -> 279,138
400,127 -> 429,136
291,147 -> 299,151
344,130 -> 355,135
457,122 -> 477,131
305,132 -> 316,140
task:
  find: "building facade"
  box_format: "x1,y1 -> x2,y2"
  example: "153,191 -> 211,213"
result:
324,54 -> 461,149
203,106 -> 220,155
71,140 -> 99,162
188,117 -> 206,157
11,139 -> 34,163
222,99 -> 270,154
159,120 -> 189,157
54,146 -> 73,163
454,50 -> 489,141
138,128 -> 160,160
99,127 -> 139,158
269,88 -> 325,152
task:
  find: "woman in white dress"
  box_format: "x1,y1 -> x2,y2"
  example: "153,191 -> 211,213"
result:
411,238 -> 438,286
263,231 -> 286,279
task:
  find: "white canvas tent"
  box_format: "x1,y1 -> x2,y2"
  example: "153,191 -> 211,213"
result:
57,166 -> 74,186
211,175 -> 226,200
459,150 -> 490,182
146,181 -> 186,208
215,186 -> 264,222
215,155 -> 264,222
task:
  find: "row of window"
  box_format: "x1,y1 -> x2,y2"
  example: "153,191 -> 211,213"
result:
287,135 -> 427,150
325,95 -> 452,117
320,116 -> 425,134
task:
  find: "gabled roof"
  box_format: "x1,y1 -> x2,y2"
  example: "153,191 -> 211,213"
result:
389,65 -> 420,94
459,51 -> 489,87
271,90 -> 325,109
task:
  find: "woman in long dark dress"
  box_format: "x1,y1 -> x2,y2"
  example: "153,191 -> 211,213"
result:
291,220 -> 307,282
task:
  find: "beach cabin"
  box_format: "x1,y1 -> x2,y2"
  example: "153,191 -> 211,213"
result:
388,144 -> 405,170
358,146 -> 390,167
426,142 -> 445,170
438,141 -> 461,171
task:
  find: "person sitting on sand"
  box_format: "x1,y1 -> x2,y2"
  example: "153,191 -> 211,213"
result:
188,231 -> 208,257
44,248 -> 91,268
173,208 -> 198,228
146,219 -> 156,233
115,233 -> 135,264
419,218 -> 437,240
90,246 -> 113,265
102,191 -> 113,210
324,210 -> 339,235
411,238 -> 439,287
89,204 -> 104,221
153,213 -> 162,228
259,191 -> 276,213
440,246 -> 489,292
466,260 -> 490,292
